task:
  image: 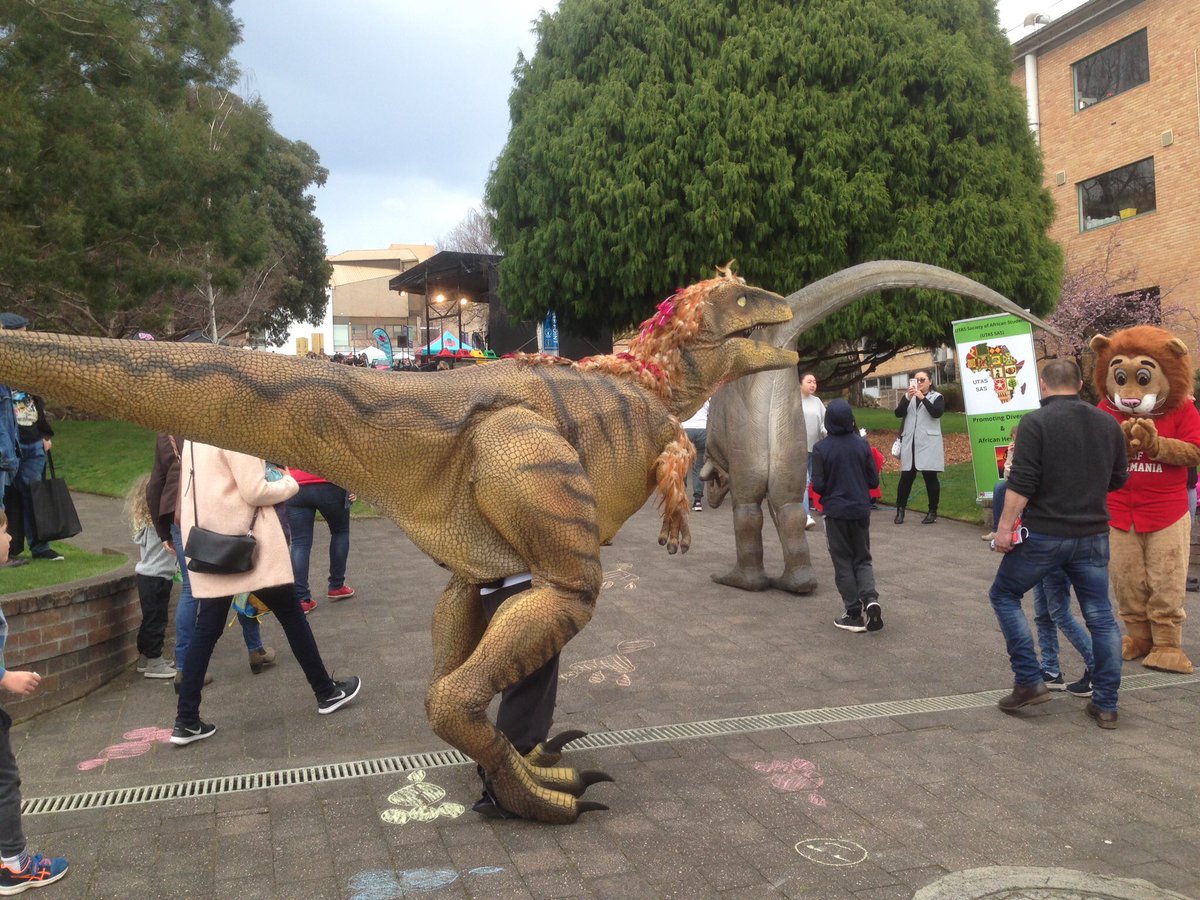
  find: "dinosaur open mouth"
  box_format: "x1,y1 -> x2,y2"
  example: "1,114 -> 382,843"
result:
729,325 -> 766,340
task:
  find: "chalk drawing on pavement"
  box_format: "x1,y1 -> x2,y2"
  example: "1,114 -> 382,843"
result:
754,758 -> 827,807
77,726 -> 173,771
379,770 -> 465,825
560,639 -> 656,686
601,563 -> 639,591
794,838 -> 868,867
349,866 -> 502,899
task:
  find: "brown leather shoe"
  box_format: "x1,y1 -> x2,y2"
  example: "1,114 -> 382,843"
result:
997,681 -> 1051,711
1085,701 -> 1118,729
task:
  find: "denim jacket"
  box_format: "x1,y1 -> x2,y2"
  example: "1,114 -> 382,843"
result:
0,383 -> 20,484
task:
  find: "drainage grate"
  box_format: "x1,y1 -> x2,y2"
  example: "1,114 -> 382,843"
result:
22,672 -> 1196,816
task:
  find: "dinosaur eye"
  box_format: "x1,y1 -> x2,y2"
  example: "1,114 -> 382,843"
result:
736,296 -> 746,307
1113,368 -> 1127,386
1136,368 -> 1152,386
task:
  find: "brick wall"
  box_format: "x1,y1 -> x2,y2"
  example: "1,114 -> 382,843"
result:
1012,0 -> 1200,322
1,566 -> 140,722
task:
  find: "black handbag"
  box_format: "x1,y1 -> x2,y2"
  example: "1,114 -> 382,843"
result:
29,451 -> 83,543
183,444 -> 259,575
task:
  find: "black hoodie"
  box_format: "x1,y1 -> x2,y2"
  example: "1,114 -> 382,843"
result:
811,399 -> 878,520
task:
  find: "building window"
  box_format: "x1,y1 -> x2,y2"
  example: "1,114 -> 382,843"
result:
332,323 -> 350,352
1078,157 -> 1155,231
1073,29 -> 1149,112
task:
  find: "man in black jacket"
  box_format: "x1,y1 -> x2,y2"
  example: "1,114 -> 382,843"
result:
812,399 -> 883,633
989,359 -> 1128,728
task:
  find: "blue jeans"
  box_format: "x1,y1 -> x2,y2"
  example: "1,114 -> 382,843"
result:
286,482 -> 351,602
171,522 -> 262,670
176,583 -> 334,724
803,452 -> 814,514
1032,570 -> 1094,676
988,531 -> 1121,711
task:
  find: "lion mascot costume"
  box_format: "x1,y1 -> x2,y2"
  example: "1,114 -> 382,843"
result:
1091,325 -> 1200,674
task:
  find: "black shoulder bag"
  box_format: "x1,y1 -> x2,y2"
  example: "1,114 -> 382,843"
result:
183,444 -> 258,575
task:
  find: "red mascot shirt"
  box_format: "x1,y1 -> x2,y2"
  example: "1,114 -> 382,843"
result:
1102,401 -> 1200,532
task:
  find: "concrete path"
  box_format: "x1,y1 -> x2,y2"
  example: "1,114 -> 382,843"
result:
6,492 -> 1199,899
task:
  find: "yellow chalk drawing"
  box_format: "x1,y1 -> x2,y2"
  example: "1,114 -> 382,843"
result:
560,639 -> 656,686
380,770 -> 465,825
601,563 -> 639,591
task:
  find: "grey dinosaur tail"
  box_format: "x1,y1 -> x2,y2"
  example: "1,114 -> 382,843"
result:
771,261 -> 1056,348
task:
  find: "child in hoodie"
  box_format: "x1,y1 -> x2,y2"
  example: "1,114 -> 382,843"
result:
811,399 -> 883,633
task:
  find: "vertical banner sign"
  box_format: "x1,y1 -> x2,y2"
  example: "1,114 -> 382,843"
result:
951,313 -> 1042,500
540,311 -> 560,356
372,327 -> 394,366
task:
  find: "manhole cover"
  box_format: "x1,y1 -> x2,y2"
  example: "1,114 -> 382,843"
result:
914,867 -> 1193,900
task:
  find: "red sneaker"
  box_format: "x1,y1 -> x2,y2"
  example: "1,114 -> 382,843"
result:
327,585 -> 356,601
299,598 -> 318,615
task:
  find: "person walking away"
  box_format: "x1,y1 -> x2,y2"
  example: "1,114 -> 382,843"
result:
989,359 -> 1127,728
286,468 -> 355,614
146,433 -> 276,689
812,400 -> 883,633
799,372 -> 827,529
0,313 -> 63,562
125,474 -> 177,680
0,510 -> 70,892
681,400 -> 709,512
171,441 -> 361,745
893,370 -> 944,524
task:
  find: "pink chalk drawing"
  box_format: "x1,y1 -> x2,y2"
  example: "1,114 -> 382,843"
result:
560,639 -> 656,686
77,727 -> 173,771
754,758 -> 826,807
601,563 -> 639,591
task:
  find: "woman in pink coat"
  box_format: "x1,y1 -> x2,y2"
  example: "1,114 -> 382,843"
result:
171,441 -> 361,745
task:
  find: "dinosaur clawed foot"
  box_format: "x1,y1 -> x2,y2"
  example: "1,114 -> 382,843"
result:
769,568 -> 818,595
524,729 -> 587,767
488,760 -> 615,824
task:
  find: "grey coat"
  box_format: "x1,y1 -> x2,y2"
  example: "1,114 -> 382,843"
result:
896,390 -> 945,472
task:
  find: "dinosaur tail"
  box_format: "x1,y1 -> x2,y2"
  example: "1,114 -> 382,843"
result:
0,331 -> 379,480
773,260 -> 1057,347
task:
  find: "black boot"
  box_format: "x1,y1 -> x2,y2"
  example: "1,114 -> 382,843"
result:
893,507 -> 905,524
921,509 -> 937,524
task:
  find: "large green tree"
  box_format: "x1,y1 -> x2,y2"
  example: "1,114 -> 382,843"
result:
487,0 -> 1062,371
0,0 -> 330,341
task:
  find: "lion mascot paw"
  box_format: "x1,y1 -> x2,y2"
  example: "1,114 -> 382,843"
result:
1091,325 -> 1200,675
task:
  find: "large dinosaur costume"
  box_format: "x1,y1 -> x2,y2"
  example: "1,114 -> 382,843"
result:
703,262 -> 1053,593
0,268 -> 798,824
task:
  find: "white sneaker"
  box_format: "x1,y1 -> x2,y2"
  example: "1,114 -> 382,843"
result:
805,515 -> 817,530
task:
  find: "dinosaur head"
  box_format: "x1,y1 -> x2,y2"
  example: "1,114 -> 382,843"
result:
694,279 -> 798,382
625,267 -> 797,414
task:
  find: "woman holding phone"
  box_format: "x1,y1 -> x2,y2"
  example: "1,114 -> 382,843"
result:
893,371 -> 945,524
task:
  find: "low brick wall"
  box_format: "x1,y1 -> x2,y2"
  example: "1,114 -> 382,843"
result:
1,563 -> 140,722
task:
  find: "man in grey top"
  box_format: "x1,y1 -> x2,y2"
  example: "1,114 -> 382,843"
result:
988,359 -> 1128,728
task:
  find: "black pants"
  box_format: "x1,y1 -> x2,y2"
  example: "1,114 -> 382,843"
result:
0,708 -> 24,858
136,573 -> 172,658
895,468 -> 940,511
480,580 -> 560,755
176,583 -> 335,725
825,517 -> 876,613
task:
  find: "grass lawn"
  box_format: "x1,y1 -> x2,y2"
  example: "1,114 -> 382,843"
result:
876,461 -> 982,525
852,406 -> 968,434
50,419 -> 377,515
3,545 -> 127,594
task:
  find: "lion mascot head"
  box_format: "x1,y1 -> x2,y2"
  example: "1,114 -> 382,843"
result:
1090,325 -> 1193,417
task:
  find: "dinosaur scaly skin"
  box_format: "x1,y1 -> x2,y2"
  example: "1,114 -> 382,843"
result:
0,271 -> 796,823
703,262 -> 1056,594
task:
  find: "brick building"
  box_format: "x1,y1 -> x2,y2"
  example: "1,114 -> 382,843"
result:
1010,0 -> 1200,315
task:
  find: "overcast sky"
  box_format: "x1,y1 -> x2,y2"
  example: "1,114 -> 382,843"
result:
231,0 -> 1088,258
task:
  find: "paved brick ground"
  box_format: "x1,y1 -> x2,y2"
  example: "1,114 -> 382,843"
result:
6,492 -> 1199,899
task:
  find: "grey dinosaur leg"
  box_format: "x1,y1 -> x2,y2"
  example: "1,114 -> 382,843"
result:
712,502 -> 771,591
768,501 -> 818,594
